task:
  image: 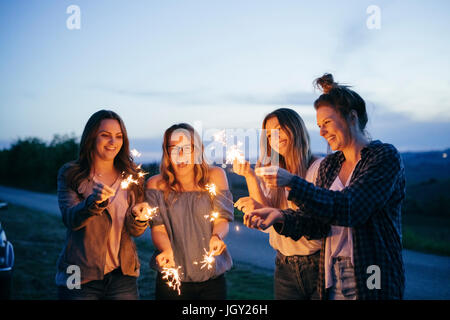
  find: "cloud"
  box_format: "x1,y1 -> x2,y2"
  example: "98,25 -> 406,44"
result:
93,85 -> 318,107
365,106 -> 450,151
223,91 -> 317,106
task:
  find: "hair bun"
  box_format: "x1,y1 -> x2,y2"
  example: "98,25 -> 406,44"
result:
314,73 -> 337,94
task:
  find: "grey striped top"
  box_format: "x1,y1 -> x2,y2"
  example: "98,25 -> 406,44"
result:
146,188 -> 234,282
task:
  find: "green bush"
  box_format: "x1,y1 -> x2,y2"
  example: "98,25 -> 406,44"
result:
0,134 -> 79,193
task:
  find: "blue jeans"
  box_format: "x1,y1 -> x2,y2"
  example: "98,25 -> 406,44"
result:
57,268 -> 139,300
274,250 -> 320,300
327,256 -> 357,300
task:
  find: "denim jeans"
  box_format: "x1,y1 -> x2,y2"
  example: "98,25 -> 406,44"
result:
274,250 -> 320,300
327,256 -> 357,300
57,268 -> 139,300
155,272 -> 227,300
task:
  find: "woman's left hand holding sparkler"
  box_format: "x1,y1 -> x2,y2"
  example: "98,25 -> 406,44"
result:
209,232 -> 227,257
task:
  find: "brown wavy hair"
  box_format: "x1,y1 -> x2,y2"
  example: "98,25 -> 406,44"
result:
313,73 -> 368,134
64,109 -> 144,200
158,123 -> 209,201
258,108 -> 315,209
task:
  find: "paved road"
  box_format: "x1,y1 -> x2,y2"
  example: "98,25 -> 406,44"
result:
1,185 -> 449,299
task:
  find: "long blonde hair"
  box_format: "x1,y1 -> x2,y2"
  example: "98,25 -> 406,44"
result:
158,123 -> 209,201
258,108 -> 314,209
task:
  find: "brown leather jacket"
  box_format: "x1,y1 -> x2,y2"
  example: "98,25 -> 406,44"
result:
55,163 -> 148,286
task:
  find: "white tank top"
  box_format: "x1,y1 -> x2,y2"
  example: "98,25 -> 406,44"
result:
261,158 -> 323,256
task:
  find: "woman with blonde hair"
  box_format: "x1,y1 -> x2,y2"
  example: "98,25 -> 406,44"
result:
234,108 -> 328,299
145,123 -> 234,300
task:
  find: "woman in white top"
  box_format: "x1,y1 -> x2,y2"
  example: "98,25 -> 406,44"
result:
233,108 -> 327,300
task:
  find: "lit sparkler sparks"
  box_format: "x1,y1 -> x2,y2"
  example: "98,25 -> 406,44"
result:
131,148 -> 142,158
136,206 -> 159,221
226,141 -> 245,164
213,130 -> 227,146
121,174 -> 139,189
204,183 -> 234,206
200,248 -> 216,270
204,211 -> 219,222
161,266 -> 182,295
136,164 -> 149,178
212,130 -> 245,164
205,183 -> 217,197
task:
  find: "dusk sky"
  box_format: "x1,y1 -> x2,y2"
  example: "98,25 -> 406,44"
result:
1,0 -> 449,162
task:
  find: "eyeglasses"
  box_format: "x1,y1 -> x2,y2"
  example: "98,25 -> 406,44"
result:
168,145 -> 193,156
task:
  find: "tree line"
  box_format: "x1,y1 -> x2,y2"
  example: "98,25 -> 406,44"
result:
0,135 -> 159,193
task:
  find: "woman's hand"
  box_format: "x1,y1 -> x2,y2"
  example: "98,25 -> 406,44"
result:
132,202 -> 154,221
156,249 -> 175,269
255,166 -> 295,189
92,182 -> 115,204
232,160 -> 254,178
209,234 -> 227,256
244,207 -> 285,230
234,197 -> 264,215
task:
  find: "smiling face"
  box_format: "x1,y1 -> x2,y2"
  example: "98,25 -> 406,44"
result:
94,119 -> 123,162
168,130 -> 195,176
316,105 -> 352,151
265,116 -> 290,157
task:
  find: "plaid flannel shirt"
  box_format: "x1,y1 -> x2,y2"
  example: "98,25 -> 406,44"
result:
273,140 -> 406,299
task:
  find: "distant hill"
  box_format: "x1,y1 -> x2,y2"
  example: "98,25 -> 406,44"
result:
401,149 -> 450,184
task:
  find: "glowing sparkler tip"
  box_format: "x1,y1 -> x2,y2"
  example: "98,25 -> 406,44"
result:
131,148 -> 142,158
161,266 -> 182,295
200,248 -> 216,270
137,206 -> 159,221
226,144 -> 245,164
205,183 -> 217,196
121,174 -> 139,189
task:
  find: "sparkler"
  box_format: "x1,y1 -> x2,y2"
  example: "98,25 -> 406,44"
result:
205,183 -> 217,197
161,266 -> 182,295
121,174 -> 139,189
136,164 -> 149,178
136,206 -> 159,221
226,141 -> 245,164
131,148 -> 142,158
212,130 -> 245,165
204,183 -> 234,206
200,248 -> 216,270
204,211 -> 219,222
120,149 -> 148,190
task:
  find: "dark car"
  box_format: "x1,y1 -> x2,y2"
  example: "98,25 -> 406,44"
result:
0,202 -> 14,299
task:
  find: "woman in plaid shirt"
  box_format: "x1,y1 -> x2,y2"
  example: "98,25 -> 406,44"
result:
244,74 -> 406,300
